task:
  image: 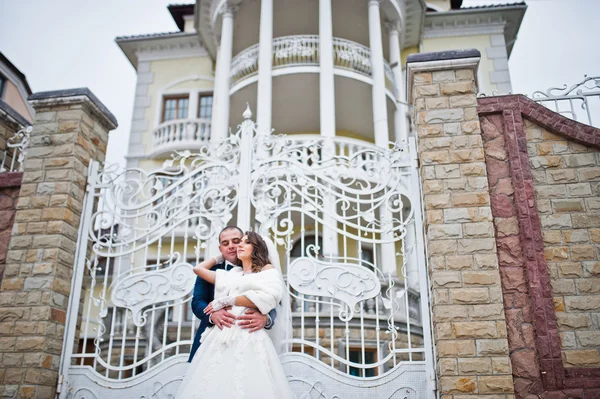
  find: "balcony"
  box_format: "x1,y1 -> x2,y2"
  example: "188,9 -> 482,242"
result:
150,118 -> 211,159
229,35 -> 397,98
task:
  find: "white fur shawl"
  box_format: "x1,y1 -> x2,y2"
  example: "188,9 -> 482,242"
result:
214,267 -> 285,315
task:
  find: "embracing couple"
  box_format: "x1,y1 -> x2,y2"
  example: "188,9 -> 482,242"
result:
176,227 -> 294,398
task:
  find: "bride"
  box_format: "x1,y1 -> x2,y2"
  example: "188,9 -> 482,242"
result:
176,231 -> 293,399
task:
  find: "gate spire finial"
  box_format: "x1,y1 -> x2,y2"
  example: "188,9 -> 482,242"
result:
243,103 -> 253,120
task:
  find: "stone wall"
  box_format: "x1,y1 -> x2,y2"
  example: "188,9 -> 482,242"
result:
0,173 -> 22,278
407,50 -> 514,399
525,119 -> 600,369
0,88 -> 116,399
478,94 -> 600,399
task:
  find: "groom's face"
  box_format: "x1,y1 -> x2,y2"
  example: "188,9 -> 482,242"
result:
218,229 -> 243,263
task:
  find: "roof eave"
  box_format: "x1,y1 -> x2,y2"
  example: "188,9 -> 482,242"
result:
0,52 -> 33,95
115,32 -> 200,69
168,3 -> 196,31
424,3 -> 527,58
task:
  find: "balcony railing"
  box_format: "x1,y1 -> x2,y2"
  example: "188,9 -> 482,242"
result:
151,118 -> 211,158
230,35 -> 397,97
0,125 -> 31,173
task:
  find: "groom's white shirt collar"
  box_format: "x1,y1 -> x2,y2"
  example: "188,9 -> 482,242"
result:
224,260 -> 235,270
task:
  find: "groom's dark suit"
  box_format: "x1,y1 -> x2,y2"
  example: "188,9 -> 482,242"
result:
188,261 -> 278,362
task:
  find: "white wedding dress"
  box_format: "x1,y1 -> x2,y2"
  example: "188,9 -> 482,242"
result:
175,267 -> 294,399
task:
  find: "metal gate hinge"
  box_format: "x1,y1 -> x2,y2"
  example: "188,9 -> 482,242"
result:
56,375 -> 64,394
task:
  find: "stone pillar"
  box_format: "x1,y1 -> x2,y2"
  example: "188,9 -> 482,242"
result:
0,88 -> 116,398
406,50 -> 514,398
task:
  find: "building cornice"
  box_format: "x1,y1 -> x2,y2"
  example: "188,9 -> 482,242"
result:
424,4 -> 526,57
424,21 -> 505,39
116,32 -> 207,69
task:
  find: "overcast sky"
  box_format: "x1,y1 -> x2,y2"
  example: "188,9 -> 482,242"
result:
1,0 -> 599,166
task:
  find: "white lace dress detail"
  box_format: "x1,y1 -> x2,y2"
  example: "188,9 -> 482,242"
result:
175,268 -> 293,399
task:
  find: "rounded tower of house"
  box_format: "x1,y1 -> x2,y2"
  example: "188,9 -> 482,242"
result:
197,0 -> 426,147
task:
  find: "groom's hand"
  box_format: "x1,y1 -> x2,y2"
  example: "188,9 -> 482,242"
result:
238,309 -> 267,333
211,308 -> 235,330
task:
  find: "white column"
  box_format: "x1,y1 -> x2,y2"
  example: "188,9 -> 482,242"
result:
211,8 -> 235,141
388,25 -> 408,145
319,0 -> 335,138
368,0 -> 389,147
188,89 -> 199,120
369,1 -> 395,273
319,0 -> 338,257
256,0 -> 273,133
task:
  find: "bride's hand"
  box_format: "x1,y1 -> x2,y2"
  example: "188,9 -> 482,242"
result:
211,254 -> 225,265
204,296 -> 235,314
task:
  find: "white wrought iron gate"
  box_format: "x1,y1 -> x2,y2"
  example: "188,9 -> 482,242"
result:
58,108 -> 436,398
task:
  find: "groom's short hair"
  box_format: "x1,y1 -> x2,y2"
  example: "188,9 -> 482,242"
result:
218,226 -> 243,242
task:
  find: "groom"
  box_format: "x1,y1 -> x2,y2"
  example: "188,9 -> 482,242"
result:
188,226 -> 277,362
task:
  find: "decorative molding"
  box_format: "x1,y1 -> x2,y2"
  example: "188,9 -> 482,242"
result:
228,66 -> 397,107
423,21 -> 505,39
424,4 -> 526,57
383,21 -> 401,36
136,43 -> 208,62
117,32 -> 207,68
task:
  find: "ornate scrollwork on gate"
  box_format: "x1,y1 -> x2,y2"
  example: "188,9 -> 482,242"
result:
252,133 -> 413,242
288,256 -> 381,321
89,135 -> 241,258
110,253 -> 195,327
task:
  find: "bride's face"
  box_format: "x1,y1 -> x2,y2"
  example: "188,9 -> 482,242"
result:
237,236 -> 253,260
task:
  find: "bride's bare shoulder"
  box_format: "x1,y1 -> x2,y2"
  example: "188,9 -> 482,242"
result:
262,264 -> 275,271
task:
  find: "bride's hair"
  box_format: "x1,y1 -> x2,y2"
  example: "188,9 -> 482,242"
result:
245,231 -> 271,273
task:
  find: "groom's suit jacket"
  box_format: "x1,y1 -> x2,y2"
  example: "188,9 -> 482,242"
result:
188,261 -> 278,362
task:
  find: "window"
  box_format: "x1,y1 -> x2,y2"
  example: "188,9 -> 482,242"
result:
349,348 -> 377,377
198,93 -> 213,119
359,246 -> 374,267
162,95 -> 189,122
0,74 -> 6,99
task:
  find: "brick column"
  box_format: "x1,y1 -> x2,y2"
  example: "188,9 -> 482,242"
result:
0,88 -> 117,398
407,50 -> 514,398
